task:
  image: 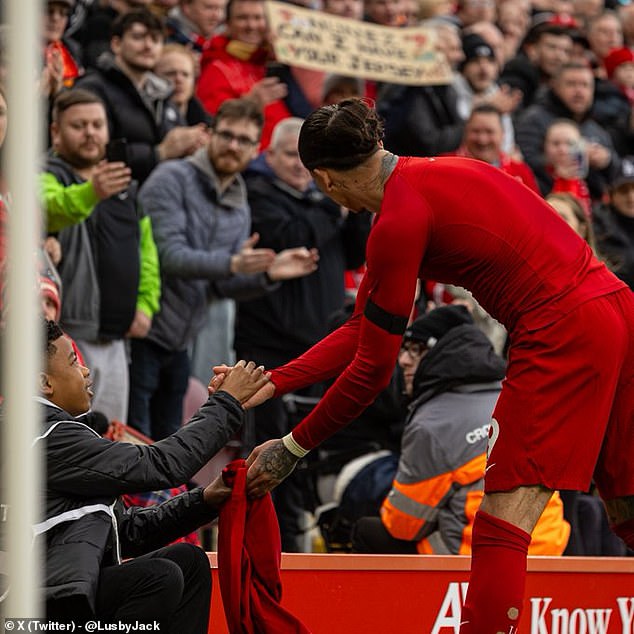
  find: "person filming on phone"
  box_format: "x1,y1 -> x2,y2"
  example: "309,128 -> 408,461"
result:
542,119 -> 592,217
516,61 -> 620,202
40,88 -> 160,425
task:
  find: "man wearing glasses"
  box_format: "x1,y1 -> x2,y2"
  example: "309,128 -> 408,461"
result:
129,98 -> 318,441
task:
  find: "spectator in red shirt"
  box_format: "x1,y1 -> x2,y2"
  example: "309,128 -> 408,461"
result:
196,0 -> 289,148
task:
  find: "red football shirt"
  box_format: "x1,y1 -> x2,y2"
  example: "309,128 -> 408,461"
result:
271,156 -> 624,449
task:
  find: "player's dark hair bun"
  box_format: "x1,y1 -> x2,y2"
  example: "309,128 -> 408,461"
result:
299,98 -> 384,171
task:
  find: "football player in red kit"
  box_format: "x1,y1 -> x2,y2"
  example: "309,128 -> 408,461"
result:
211,99 -> 634,633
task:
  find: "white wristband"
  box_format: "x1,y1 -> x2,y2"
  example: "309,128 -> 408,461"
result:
282,432 -> 309,458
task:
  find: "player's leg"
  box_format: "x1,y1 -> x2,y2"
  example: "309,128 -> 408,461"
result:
459,486 -> 553,634
461,293 -> 629,634
594,288 -> 634,551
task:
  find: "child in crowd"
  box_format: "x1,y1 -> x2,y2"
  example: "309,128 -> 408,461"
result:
604,46 -> 634,107
543,119 -> 592,217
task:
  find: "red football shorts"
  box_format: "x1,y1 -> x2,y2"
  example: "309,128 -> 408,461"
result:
485,288 -> 634,500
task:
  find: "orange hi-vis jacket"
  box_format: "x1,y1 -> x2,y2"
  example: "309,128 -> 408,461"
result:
381,383 -> 570,555
382,452 -> 569,555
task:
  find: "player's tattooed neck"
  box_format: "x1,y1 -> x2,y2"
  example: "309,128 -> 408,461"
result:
379,153 -> 398,185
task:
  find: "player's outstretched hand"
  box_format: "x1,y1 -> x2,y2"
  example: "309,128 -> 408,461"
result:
210,364 -> 275,408
217,360 -> 270,405
245,438 -> 299,497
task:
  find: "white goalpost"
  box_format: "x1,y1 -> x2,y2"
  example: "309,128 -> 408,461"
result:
2,0 -> 44,619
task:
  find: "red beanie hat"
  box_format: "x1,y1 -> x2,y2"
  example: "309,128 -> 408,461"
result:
40,275 -> 61,320
604,47 -> 634,80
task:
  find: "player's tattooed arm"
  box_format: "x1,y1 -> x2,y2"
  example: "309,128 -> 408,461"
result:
246,439 -> 299,497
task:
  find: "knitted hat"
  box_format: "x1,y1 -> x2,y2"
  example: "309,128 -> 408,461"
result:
40,275 -> 61,320
403,304 -> 473,349
604,47 -> 634,80
461,34 -> 495,70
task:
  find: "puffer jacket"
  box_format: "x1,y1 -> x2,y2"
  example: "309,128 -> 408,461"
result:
593,202 -> 634,290
33,391 -> 243,613
377,83 -> 464,157
42,154 -> 160,342
74,53 -> 183,183
140,147 -> 275,352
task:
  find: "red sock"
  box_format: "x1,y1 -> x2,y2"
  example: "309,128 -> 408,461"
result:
613,517 -> 634,549
460,510 -> 531,634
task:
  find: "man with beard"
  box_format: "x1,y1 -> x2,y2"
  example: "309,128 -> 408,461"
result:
75,9 -> 209,184
130,98 -> 318,441
211,98 -> 634,633
41,88 -> 159,425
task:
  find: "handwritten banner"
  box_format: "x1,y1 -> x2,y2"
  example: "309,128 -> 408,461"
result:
265,1 -> 453,86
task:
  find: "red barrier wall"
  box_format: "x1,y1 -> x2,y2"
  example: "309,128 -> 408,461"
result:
207,553 -> 634,634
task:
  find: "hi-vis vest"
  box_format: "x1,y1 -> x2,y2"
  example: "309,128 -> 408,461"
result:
380,387 -> 570,555
381,456 -> 569,555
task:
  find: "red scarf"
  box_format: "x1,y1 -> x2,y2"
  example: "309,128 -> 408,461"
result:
546,166 -> 592,218
218,459 -> 311,634
45,41 -> 81,87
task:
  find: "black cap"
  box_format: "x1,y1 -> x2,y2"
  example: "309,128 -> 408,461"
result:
404,305 -> 473,348
610,156 -> 634,191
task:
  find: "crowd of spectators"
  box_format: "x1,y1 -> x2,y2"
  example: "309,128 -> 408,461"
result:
1,0 -> 634,583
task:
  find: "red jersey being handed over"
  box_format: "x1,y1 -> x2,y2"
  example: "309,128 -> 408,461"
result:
270,156 -> 625,449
